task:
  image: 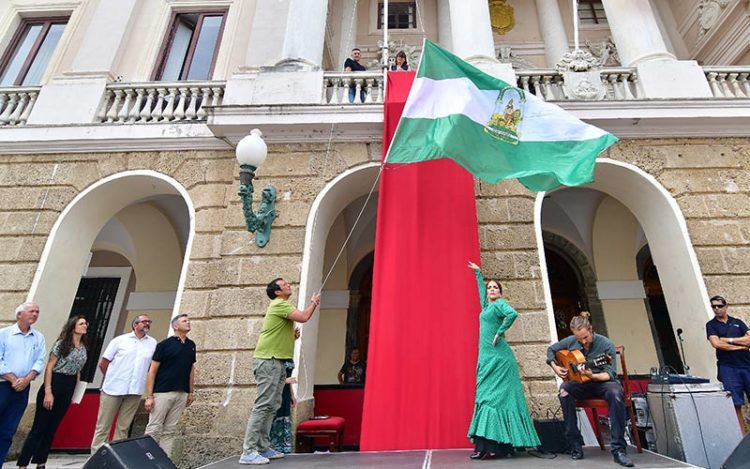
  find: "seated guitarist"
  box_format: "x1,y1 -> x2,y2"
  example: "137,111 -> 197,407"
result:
546,312 -> 634,468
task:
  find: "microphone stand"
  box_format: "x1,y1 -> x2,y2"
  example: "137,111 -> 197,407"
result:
676,328 -> 690,375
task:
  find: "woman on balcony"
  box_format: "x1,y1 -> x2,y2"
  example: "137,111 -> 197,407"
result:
466,261 -> 540,460
390,51 -> 409,71
17,316 -> 88,469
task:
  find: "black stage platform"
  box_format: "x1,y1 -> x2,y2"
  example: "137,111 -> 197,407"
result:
199,447 -> 696,468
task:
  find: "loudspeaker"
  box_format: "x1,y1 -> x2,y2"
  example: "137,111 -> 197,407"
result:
84,436 -> 177,469
723,433 -> 750,469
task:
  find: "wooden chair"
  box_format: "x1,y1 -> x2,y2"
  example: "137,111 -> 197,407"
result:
575,345 -> 642,453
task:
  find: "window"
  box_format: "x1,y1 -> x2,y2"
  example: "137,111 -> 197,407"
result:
0,17 -> 68,86
378,2 -> 417,29
154,11 -> 227,81
578,0 -> 607,25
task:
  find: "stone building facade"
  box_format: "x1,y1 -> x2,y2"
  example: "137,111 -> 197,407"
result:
1,0 -> 750,467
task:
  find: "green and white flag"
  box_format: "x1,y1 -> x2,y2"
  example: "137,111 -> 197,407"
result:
386,40 -> 618,191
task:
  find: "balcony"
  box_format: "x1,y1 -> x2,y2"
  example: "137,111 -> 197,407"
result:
0,86 -> 40,126
0,66 -> 749,154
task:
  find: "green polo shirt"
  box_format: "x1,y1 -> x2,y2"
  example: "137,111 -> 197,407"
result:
254,298 -> 296,359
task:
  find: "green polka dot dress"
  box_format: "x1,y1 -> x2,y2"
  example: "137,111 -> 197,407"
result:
467,269 -> 540,448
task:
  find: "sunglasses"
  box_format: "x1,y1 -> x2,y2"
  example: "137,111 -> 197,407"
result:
711,304 -> 726,309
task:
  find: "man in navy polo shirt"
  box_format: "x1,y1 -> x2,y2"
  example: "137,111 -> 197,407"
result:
706,295 -> 750,435
144,314 -> 196,456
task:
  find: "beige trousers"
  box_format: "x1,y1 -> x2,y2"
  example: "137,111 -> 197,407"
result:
144,391 -> 188,456
90,392 -> 142,452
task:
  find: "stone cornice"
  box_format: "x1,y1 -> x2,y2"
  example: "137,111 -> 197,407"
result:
1,100 -> 750,154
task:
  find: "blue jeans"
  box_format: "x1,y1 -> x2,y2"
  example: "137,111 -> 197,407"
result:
0,381 -> 31,467
559,380 -> 628,453
348,87 -> 366,103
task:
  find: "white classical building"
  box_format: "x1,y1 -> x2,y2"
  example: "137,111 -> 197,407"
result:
1,0 -> 749,466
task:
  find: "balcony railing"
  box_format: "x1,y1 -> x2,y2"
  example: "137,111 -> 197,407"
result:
0,86 -> 40,126
96,81 -> 225,123
515,68 -> 642,101
704,67 -> 750,98
322,72 -> 385,105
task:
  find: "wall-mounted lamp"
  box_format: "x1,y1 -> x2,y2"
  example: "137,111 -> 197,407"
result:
235,129 -> 277,248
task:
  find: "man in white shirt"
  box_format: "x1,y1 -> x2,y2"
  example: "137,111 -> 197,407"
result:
90,314 -> 157,452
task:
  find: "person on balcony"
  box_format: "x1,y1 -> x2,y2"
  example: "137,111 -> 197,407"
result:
390,51 -> 409,71
466,262 -> 540,460
344,48 -> 367,103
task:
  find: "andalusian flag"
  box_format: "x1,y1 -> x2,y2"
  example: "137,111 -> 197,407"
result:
386,40 -> 618,191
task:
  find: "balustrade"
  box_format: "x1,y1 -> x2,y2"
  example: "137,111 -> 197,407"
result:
704,67 -> 750,99
96,82 -> 224,123
0,87 -> 40,126
322,72 -> 385,105
516,68 -> 642,101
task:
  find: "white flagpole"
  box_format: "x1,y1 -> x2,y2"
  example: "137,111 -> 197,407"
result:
382,0 -> 389,97
573,0 -> 580,51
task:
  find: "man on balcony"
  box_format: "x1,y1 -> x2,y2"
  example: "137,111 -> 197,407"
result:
344,48 -> 367,104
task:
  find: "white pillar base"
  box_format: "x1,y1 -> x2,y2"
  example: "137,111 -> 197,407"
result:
26,77 -> 108,125
636,60 -> 712,99
223,69 -> 324,106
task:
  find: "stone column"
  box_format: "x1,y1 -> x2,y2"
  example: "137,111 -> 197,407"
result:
601,0 -> 673,66
225,0 -> 325,105
437,0 -> 452,51
278,0 -> 329,70
535,0 -> 569,67
447,0 -> 514,83
27,0 -> 142,125
601,0 -> 712,98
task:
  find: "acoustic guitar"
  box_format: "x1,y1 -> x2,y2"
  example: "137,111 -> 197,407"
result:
554,349 -> 612,384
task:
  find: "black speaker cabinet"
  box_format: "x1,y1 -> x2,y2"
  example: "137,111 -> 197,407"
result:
84,436 -> 177,469
723,432 -> 750,469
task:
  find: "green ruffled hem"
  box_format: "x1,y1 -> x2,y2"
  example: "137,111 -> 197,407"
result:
467,403 -> 541,448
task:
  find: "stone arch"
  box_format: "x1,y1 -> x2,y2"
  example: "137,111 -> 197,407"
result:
296,162 -> 380,402
542,231 -> 607,338
535,158 -> 714,378
26,170 -> 195,357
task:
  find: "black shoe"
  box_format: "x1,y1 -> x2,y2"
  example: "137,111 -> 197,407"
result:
613,450 -> 634,467
469,451 -> 486,460
570,446 -> 584,460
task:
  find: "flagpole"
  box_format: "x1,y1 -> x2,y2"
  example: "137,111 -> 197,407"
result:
572,0 -> 580,51
382,0 -> 389,98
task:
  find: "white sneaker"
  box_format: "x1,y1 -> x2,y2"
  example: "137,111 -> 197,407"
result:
259,448 -> 285,460
238,452 -> 270,465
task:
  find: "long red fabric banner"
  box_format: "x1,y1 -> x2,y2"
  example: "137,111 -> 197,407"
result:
360,71 -> 482,450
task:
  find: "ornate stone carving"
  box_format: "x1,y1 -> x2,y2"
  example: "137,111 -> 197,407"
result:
698,0 -> 731,39
368,39 -> 419,69
585,38 -> 621,67
497,46 -> 537,70
489,0 -> 515,35
555,48 -> 601,73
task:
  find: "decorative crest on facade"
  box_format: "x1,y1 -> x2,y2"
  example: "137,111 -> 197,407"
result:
555,48 -> 601,73
489,0 -> 515,35
698,0 -> 731,39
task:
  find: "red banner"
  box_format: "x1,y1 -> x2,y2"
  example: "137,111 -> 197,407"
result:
360,71 -> 481,450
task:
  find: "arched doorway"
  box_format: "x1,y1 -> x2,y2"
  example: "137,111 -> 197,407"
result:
27,171 -> 194,448
535,159 -> 714,378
